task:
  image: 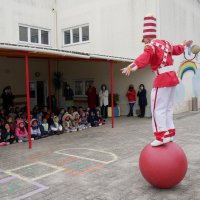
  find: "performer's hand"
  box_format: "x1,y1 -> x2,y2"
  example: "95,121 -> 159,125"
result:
121,64 -> 138,76
182,40 -> 193,47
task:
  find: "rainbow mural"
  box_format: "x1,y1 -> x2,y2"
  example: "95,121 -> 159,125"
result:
178,60 -> 197,80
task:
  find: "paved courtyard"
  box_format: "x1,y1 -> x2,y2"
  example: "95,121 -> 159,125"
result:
0,112 -> 200,200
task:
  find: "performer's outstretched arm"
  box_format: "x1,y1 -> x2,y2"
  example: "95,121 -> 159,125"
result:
121,45 -> 153,76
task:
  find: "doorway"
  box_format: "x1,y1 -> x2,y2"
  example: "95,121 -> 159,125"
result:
30,81 -> 48,109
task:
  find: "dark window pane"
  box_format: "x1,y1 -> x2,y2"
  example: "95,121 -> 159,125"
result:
73,28 -> 79,43
31,28 -> 38,43
82,26 -> 89,41
41,30 -> 49,45
64,30 -> 71,44
19,26 -> 28,42
75,81 -> 83,95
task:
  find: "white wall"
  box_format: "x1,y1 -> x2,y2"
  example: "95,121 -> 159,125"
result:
57,0 -> 158,58
0,0 -> 56,47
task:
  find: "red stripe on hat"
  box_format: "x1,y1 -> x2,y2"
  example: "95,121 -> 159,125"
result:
144,16 -> 156,21
143,34 -> 156,38
143,29 -> 156,33
144,23 -> 156,27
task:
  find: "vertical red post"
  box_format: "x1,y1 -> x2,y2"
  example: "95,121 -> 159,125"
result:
110,60 -> 114,128
48,59 -> 52,112
25,53 -> 32,149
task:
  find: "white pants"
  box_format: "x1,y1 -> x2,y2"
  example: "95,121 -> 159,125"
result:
151,86 -> 176,133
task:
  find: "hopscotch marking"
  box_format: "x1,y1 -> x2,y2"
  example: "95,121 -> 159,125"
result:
5,162 -> 65,182
0,169 -> 49,200
54,148 -> 118,164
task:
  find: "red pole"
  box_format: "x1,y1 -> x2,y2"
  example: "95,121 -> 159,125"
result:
48,59 -> 52,112
25,53 -> 32,149
110,60 -> 114,128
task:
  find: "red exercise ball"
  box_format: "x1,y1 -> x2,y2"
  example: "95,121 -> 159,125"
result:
139,142 -> 187,189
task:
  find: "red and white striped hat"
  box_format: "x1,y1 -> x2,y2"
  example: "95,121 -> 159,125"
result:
142,14 -> 157,42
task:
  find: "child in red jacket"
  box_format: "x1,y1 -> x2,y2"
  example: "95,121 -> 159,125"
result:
126,84 -> 136,117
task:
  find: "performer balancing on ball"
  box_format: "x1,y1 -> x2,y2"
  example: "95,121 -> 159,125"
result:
121,14 -> 193,147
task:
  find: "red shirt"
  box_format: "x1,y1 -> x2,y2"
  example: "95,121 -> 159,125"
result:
126,89 -> 136,102
134,39 -> 185,88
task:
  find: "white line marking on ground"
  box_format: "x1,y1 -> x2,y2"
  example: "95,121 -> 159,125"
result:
5,162 -> 65,182
54,148 -> 118,164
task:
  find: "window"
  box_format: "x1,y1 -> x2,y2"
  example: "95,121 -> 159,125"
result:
82,26 -> 89,41
72,28 -> 79,43
19,26 -> 28,42
30,28 -> 38,43
41,30 -> 49,45
19,25 -> 50,45
75,81 -> 84,95
64,30 -> 71,45
64,24 -> 89,45
73,79 -> 94,96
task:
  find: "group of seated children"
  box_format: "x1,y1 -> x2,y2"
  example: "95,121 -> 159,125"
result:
0,106 -> 105,146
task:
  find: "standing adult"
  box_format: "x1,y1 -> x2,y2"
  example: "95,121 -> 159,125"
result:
86,83 -> 97,110
126,84 -> 136,117
99,84 -> 109,118
121,13 -> 192,146
64,85 -> 74,109
1,86 -> 14,115
137,84 -> 147,118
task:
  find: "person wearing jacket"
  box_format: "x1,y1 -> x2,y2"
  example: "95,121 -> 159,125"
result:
137,84 -> 147,118
126,84 -> 136,117
50,116 -> 63,135
15,119 -> 29,142
31,119 -> 42,139
99,84 -> 109,118
121,13 -> 193,146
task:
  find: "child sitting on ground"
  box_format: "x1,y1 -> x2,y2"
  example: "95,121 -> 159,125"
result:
50,116 -> 63,135
0,126 -> 6,146
62,112 -> 77,132
31,119 -> 42,139
15,119 -> 30,142
7,115 -> 16,131
87,111 -> 99,127
3,123 -> 16,144
80,111 -> 91,128
96,110 -> 105,125
41,118 -> 52,136
73,111 -> 83,131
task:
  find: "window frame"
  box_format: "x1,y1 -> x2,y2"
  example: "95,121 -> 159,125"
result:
72,79 -> 94,97
63,24 -> 90,47
19,24 -> 51,46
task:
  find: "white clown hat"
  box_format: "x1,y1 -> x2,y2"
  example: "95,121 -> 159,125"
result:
142,13 -> 157,42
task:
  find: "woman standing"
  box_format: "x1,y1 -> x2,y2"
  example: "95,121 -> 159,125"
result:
86,83 -> 97,110
126,84 -> 136,117
1,86 -> 14,115
99,84 -> 109,118
137,84 -> 147,118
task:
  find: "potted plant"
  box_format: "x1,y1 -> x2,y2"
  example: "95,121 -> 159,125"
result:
108,93 -> 120,117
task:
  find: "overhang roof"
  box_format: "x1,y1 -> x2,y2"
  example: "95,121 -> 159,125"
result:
0,43 -> 134,63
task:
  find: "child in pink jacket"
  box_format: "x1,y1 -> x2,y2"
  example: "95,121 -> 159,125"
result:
15,119 -> 28,142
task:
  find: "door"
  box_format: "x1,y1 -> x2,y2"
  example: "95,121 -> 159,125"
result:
30,81 -> 48,109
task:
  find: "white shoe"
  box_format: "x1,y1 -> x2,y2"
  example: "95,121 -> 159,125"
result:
19,140 -> 23,143
151,140 -> 164,146
163,137 -> 171,144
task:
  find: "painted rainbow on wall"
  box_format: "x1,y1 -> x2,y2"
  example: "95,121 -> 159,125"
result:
178,60 -> 197,80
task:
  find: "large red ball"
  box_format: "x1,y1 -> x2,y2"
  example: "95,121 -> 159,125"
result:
139,142 -> 187,189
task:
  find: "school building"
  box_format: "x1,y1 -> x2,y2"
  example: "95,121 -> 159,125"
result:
0,0 -> 200,115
